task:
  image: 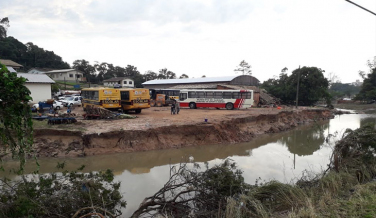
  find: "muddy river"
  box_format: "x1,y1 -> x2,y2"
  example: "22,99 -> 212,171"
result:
2,113 -> 376,216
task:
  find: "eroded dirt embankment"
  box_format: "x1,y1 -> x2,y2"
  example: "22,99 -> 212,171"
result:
32,109 -> 333,157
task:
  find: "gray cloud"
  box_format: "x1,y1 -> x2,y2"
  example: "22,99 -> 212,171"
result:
85,0 -> 260,25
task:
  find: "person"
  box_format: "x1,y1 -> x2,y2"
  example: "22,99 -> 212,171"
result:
175,99 -> 180,114
171,100 -> 176,115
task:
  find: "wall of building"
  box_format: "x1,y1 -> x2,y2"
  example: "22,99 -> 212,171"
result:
26,83 -> 52,103
104,79 -> 134,87
49,70 -> 83,81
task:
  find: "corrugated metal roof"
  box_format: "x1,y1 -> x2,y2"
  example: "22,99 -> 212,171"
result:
17,73 -> 55,84
170,84 -> 225,89
46,69 -> 76,73
6,66 -> 17,73
142,76 -> 238,85
0,59 -> 23,67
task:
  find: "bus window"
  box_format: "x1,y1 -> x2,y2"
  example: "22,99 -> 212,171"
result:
205,92 -> 214,98
173,91 -> 180,96
180,93 -> 187,101
94,91 -> 99,100
197,91 -> 205,98
188,92 -> 196,98
223,92 -> 232,99
121,91 -> 130,100
241,93 -> 247,99
232,92 -> 241,99
246,92 -> 252,99
214,92 -> 223,99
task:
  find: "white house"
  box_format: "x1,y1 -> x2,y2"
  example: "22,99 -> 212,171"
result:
44,69 -> 84,82
103,77 -> 134,88
17,73 -> 55,103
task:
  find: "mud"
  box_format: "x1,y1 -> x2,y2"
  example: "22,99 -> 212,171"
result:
31,109 -> 333,157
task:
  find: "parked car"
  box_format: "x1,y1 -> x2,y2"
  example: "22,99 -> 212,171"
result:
58,95 -> 72,101
33,101 -> 64,110
61,96 -> 82,107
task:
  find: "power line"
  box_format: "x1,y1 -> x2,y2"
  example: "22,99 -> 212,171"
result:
344,0 -> 376,16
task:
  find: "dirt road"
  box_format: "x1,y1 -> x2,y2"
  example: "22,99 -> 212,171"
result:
74,106 -> 293,134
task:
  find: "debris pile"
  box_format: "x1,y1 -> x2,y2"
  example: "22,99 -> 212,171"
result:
83,105 -> 137,119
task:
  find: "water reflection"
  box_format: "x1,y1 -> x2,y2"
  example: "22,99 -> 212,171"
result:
1,114 -> 376,217
278,123 -> 329,156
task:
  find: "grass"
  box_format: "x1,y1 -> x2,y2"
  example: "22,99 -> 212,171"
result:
222,125 -> 376,218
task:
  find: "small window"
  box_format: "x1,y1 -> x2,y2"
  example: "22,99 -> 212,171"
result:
205,92 -> 214,98
69,74 -> 74,78
180,93 -> 187,101
123,81 -> 127,84
129,81 -> 133,84
197,91 -> 205,98
241,93 -> 247,99
214,92 -> 223,99
188,92 -> 196,98
223,92 -> 232,99
76,75 -> 81,78
173,91 -> 180,96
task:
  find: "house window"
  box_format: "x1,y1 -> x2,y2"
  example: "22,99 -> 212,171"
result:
76,75 -> 81,78
129,81 -> 133,85
69,74 -> 74,78
123,81 -> 127,85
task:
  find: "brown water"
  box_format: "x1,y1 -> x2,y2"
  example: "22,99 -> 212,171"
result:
2,113 -> 376,217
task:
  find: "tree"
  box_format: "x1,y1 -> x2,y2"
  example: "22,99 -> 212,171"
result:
158,68 -> 176,79
179,74 -> 189,79
281,67 -> 288,73
73,59 -> 96,83
0,63 -> 33,171
202,75 -> 206,78
132,159 -> 248,217
234,60 -> 251,75
0,17 -> 9,38
143,70 -> 158,81
326,72 -> 341,85
261,66 -> 330,106
355,67 -> 376,102
329,83 -> 360,99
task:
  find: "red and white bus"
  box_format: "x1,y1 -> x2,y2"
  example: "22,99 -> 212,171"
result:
178,89 -> 254,110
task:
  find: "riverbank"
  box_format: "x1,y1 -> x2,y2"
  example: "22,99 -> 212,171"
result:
31,108 -> 333,158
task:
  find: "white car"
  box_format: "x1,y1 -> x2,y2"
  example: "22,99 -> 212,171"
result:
33,101 -> 64,110
61,96 -> 82,107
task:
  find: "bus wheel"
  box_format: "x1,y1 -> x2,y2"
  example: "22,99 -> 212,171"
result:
189,102 -> 196,109
226,103 -> 234,110
135,109 -> 142,114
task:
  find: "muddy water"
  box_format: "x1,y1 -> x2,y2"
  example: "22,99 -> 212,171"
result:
2,113 -> 376,217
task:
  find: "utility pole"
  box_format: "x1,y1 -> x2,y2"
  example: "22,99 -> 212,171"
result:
64,77 -> 66,90
295,66 -> 300,109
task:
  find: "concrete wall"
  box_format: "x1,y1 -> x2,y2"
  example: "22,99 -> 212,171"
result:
25,83 -> 52,103
48,70 -> 83,81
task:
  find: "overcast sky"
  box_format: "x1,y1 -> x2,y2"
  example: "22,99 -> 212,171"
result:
1,0 -> 376,83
